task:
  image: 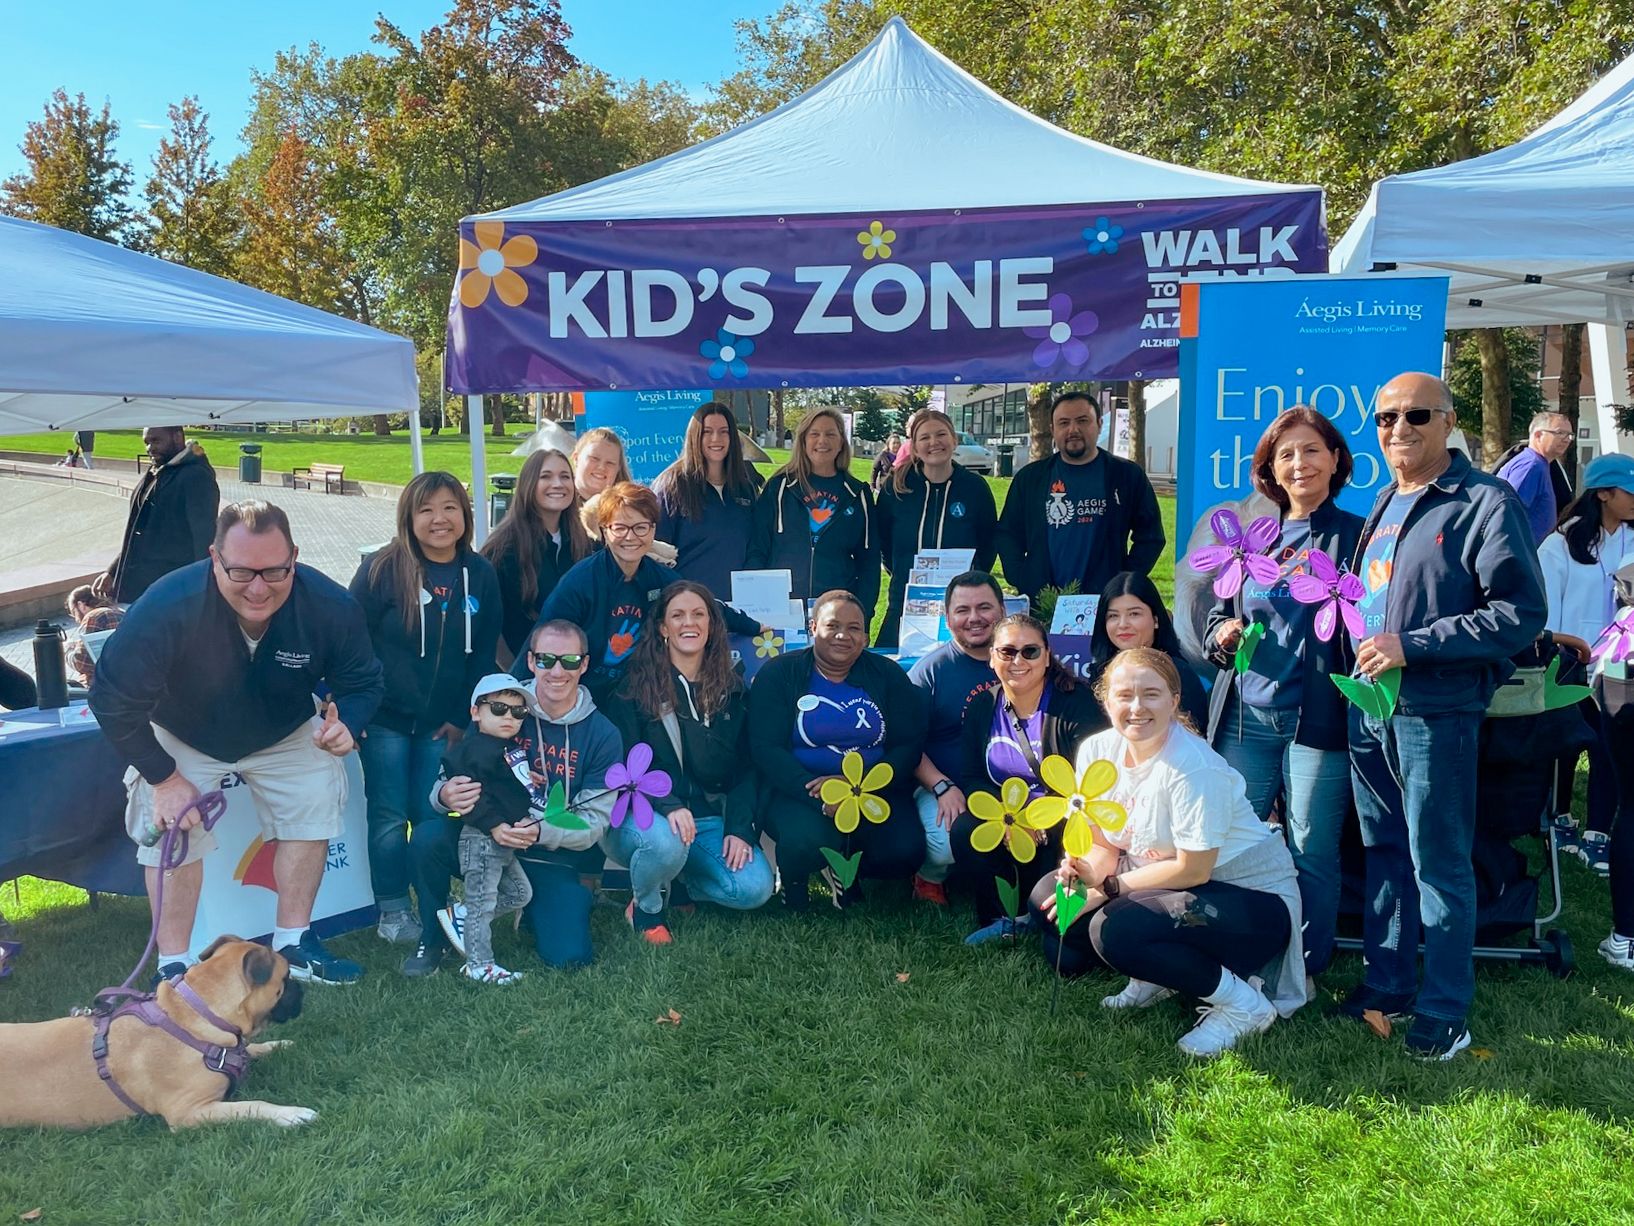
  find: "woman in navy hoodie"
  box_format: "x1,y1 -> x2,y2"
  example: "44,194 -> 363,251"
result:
747,407 -> 879,618
481,446 -> 591,666
350,472 -> 501,949
653,401 -> 763,600
875,408 -> 997,650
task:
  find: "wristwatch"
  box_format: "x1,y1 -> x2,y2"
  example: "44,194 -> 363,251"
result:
931,778 -> 954,798
1099,874 -> 1122,899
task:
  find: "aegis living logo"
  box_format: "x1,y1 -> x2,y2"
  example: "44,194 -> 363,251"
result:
1137,226 -> 1304,345
1294,297 -> 1427,324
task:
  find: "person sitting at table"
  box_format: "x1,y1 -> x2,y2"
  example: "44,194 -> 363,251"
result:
748,590 -> 926,910
653,402 -> 764,600
482,447 -> 592,667
1031,646 -> 1306,1058
951,614 -> 1104,944
64,584 -> 124,689
90,500 -> 385,985
1088,571 -> 1208,727
605,580 -> 776,944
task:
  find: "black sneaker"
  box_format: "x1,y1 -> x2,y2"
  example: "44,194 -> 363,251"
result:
278,930 -> 363,985
148,960 -> 188,989
1405,1014 -> 1472,1061
401,941 -> 443,979
817,865 -> 858,910
1337,983 -> 1415,1022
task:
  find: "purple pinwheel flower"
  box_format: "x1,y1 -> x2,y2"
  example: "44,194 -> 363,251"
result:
1186,509 -> 1281,599
1591,608 -> 1634,664
1288,548 -> 1365,642
605,742 -> 672,831
1023,293 -> 1098,370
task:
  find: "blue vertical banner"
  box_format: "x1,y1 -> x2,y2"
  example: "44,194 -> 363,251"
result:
1175,274 -> 1449,545
581,389 -> 712,482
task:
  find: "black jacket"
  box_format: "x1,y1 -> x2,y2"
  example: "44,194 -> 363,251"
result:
746,471 -> 880,612
488,532 -> 578,658
876,464 -> 998,646
440,729 -> 532,834
995,450 -> 1164,601
1203,498 -> 1364,752
958,681 -> 1106,798
109,443 -> 220,603
349,546 -> 502,735
609,670 -> 759,844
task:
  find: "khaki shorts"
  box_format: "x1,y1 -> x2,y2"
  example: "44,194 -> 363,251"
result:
124,719 -> 347,868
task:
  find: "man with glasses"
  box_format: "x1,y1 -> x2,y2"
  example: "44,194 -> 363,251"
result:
1496,411 -> 1576,545
1340,372 -> 1545,1060
91,500 -> 384,985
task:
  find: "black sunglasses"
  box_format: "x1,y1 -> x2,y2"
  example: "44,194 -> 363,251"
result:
1374,408 -> 1442,429
481,700 -> 528,719
994,644 -> 1044,661
529,651 -> 586,671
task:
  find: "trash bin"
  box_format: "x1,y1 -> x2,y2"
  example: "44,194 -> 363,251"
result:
238,442 -> 263,483
489,473 -> 517,530
996,443 -> 1014,478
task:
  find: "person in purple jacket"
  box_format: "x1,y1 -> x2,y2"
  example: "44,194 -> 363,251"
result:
1496,411 -> 1574,545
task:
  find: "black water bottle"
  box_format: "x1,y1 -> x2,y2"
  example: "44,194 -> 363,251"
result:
32,619 -> 68,710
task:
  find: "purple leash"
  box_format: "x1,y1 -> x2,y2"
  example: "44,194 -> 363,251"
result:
115,789 -> 229,993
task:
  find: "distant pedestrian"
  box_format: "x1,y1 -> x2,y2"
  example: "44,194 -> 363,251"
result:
1496,412 -> 1575,545
94,426 -> 219,604
74,430 -> 96,470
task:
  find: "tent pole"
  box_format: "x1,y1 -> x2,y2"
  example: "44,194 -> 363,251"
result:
408,400 -> 426,476
1588,324 -> 1631,458
470,395 -> 489,544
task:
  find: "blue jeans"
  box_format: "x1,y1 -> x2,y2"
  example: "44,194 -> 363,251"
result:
519,855 -> 596,969
913,789 -> 955,884
604,815 -> 775,915
1215,697 -> 1350,974
358,725 -> 445,912
1349,706 -> 1481,1023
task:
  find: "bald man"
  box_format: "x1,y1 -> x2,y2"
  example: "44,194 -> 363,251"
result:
1340,372 -> 1545,1061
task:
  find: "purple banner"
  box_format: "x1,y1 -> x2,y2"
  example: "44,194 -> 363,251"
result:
446,195 -> 1326,393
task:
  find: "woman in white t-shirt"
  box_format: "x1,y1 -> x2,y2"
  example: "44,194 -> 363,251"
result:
1030,646 -> 1307,1057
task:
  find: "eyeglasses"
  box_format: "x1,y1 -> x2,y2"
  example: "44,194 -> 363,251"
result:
606,522 -> 655,539
481,700 -> 528,719
1373,408 -> 1445,429
994,644 -> 1044,661
529,651 -> 586,671
1538,428 -> 1574,439
219,559 -> 294,583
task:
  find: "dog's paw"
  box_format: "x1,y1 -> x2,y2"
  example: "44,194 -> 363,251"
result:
247,1040 -> 294,1057
271,1105 -> 318,1127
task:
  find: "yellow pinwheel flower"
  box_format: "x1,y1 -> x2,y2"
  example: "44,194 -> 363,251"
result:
967,776 -> 1042,863
819,750 -> 894,834
1024,756 -> 1127,858
457,220 -> 538,309
857,220 -> 895,260
753,631 -> 784,659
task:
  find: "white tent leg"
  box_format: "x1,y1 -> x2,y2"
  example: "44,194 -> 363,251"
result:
470,395 -> 489,544
408,403 -> 425,476
1588,324 -> 1631,457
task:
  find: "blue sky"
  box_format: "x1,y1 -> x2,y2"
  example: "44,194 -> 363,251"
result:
0,1 -> 780,185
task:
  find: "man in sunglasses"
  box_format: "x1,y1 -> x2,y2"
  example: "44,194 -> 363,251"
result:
91,500 -> 385,986
1495,411 -> 1576,546
1340,372 -> 1545,1061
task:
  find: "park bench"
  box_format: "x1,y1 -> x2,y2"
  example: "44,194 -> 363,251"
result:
291,462 -> 347,494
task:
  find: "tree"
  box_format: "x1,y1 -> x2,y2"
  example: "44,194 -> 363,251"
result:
891,386 -> 932,433
848,388 -> 894,441
237,130 -> 352,316
1556,323 -> 1584,484
1448,328 -> 1542,460
1126,379 -> 1147,472
1,89 -> 134,242
143,97 -> 235,275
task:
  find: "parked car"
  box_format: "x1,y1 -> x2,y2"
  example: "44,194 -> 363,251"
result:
954,431 -> 996,474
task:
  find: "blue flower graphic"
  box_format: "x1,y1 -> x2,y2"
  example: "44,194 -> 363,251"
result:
699,328 -> 755,379
1082,217 -> 1124,255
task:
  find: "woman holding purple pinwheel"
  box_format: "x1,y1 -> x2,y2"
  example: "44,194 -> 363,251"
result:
606,581 -> 776,944
1198,406 -> 1363,978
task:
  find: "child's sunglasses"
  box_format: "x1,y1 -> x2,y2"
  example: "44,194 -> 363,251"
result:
482,700 -> 528,719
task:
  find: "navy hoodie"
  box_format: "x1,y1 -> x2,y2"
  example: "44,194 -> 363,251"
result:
876,464 -> 998,647
654,469 -> 763,600
349,546 -> 502,735
746,471 -> 880,612
91,560 -> 384,784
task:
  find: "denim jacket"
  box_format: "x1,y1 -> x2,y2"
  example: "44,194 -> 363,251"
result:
1347,449 -> 1546,715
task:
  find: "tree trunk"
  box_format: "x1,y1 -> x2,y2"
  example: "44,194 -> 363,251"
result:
1026,382 -> 1052,461
489,395 -> 506,438
772,387 -> 785,445
1557,323 -> 1584,486
372,413 -> 392,436
1474,328 -> 1513,465
1126,379 -> 1147,471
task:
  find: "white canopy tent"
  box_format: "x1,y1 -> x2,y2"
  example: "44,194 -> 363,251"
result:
0,216 -> 424,468
1333,52 -> 1634,454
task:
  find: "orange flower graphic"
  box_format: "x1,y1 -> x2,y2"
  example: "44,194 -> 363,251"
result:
458,221 -> 537,309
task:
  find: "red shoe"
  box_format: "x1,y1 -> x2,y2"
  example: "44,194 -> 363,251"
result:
912,874 -> 949,906
626,900 -> 675,946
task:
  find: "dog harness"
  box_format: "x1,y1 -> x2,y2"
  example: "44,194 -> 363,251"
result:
89,981 -> 248,1117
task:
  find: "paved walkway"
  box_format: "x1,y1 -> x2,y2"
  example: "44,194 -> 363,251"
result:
1,475 -> 397,680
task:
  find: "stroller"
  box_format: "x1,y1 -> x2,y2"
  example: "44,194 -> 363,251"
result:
1336,638 -> 1591,978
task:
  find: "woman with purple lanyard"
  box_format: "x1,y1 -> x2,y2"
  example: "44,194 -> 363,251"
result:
951,614 -> 1105,943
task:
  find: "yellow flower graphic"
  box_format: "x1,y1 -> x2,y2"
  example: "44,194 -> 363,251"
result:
458,220 -> 537,309
819,750 -> 894,834
857,220 -> 896,261
1024,756 -> 1127,858
967,776 -> 1044,863
753,631 -> 784,659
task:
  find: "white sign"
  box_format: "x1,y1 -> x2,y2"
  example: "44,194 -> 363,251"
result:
1050,595 -> 1100,637
730,569 -> 795,627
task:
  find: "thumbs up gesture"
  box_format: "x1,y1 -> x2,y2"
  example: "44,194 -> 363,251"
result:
313,699 -> 355,756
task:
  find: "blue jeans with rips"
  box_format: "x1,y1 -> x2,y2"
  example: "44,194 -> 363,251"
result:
357,725 -> 445,913
1349,706 -> 1481,1024
604,815 -> 775,915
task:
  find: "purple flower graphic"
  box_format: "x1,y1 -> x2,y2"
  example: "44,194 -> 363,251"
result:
699,328 -> 754,379
1591,608 -> 1634,665
1186,509 -> 1281,599
605,742 -> 672,831
1023,293 -> 1098,370
1288,548 -> 1366,642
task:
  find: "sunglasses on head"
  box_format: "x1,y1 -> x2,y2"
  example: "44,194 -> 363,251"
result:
1374,407 -> 1442,429
529,651 -> 586,671
994,644 -> 1044,661
481,700 -> 528,719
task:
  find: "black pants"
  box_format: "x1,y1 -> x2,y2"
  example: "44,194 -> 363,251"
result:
950,813 -> 1061,924
764,789 -> 924,906
1027,875 -> 1290,998
1600,696 -> 1634,935
1554,697 -> 1618,834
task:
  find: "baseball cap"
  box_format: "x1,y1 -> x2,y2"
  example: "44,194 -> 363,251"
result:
470,672 -> 530,708
1582,452 -> 1634,496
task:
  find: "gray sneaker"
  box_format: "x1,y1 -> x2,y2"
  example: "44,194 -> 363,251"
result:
376,908 -> 422,945
401,942 -> 443,979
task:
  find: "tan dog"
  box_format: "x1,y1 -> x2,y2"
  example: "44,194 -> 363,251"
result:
0,936 -> 313,1129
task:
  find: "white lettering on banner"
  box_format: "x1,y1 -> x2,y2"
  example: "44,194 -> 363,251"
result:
793,265 -> 854,334
1212,366 -> 1382,440
605,270 -> 628,339
854,264 -> 926,333
929,261 -> 992,330
997,258 -> 1054,327
631,269 -> 693,336
548,270 -> 607,339
721,267 -> 774,335
1293,297 -> 1428,324
1138,225 -> 1304,334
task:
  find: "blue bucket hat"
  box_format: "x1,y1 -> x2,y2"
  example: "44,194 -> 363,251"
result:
1582,452 -> 1634,496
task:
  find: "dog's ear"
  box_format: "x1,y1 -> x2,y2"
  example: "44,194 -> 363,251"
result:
242,945 -> 277,987
198,934 -> 244,962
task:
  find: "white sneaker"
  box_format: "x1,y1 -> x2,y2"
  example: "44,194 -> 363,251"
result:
1101,978 -> 1175,1010
1177,974 -> 1276,1058
460,960 -> 523,986
376,908 -> 421,945
1599,932 -> 1634,971
436,903 -> 467,957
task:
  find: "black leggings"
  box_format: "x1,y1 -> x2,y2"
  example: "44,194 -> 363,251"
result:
1601,699 -> 1634,936
1027,875 -> 1290,998
763,790 -> 925,906
950,813 -> 1061,924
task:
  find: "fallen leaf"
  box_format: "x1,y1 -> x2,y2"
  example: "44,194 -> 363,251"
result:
654,1008 -> 682,1026
21,1210 -> 42,1223
1362,1009 -> 1392,1040
895,972 -> 910,983
1470,1047 -> 1496,1060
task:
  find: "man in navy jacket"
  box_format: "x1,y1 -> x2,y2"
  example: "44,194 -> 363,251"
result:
1341,373 -> 1546,1060
92,500 -> 384,986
